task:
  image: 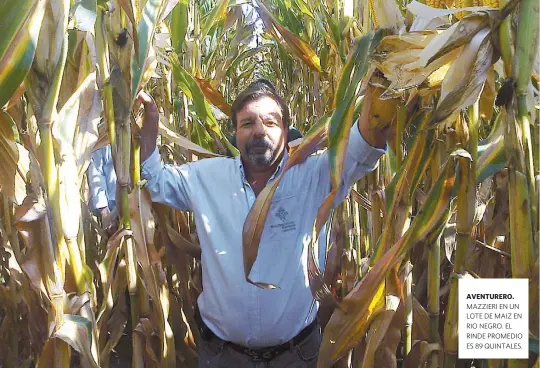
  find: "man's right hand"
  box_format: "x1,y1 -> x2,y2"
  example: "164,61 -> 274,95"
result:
137,91 -> 159,162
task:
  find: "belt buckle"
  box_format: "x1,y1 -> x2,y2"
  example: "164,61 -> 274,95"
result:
243,347 -> 277,362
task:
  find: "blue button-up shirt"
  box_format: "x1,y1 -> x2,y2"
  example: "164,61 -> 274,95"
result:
141,122 -> 386,348
88,145 -> 117,211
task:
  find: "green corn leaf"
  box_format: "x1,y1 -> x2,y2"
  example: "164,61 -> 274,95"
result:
131,0 -> 164,101
372,111 -> 436,262
0,0 -> 46,108
171,54 -> 238,155
328,31 -> 383,191
170,0 -> 189,55
200,0 -> 230,39
72,0 -> 97,33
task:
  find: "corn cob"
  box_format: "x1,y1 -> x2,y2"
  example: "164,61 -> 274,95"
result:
426,0 -> 446,8
456,0 -> 473,19
482,0 -> 499,7
369,0 -> 378,28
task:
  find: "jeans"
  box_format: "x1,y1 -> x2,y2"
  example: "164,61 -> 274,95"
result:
197,324 -> 322,368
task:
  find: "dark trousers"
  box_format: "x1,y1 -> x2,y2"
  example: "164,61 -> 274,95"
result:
197,325 -> 322,368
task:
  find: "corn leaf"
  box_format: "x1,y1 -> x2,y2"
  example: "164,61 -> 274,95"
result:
0,0 -> 46,108
255,0 -> 321,72
54,315 -> 99,368
131,0 -> 164,101
166,223 -> 202,258
477,135 -> 506,183
72,0 -> 97,33
373,111 -> 435,261
195,77 -> 232,116
319,150 -> 468,366
430,28 -> 495,126
0,112 -> 19,198
328,31 -> 383,191
362,298 -> 400,368
415,13 -> 490,68
171,55 -> 238,155
159,118 -> 221,158
170,0 -> 188,54
200,0 -> 230,39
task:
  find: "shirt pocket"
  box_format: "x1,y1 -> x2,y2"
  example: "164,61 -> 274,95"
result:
267,191 -> 298,243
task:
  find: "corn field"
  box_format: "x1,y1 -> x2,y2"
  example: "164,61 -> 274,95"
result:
0,0 -> 538,366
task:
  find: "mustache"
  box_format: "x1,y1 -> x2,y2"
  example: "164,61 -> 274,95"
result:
246,137 -> 274,150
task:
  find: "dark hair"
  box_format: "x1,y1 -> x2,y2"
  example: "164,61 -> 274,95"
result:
231,79 -> 290,130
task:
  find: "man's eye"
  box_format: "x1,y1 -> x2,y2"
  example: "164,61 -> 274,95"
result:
242,121 -> 253,127
265,120 -> 278,126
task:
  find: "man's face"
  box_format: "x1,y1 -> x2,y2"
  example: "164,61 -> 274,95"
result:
235,96 -> 286,171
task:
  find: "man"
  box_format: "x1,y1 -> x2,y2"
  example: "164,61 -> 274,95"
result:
138,80 -> 389,367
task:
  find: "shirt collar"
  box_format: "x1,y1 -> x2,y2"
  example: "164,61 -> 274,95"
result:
236,149 -> 289,185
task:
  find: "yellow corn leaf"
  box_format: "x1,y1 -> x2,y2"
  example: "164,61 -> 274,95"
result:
0,112 -> 23,199
129,186 -> 160,298
412,297 -> 430,342
479,66 -> 496,121
201,0 -> 230,38
318,279 -> 387,367
362,296 -> 401,368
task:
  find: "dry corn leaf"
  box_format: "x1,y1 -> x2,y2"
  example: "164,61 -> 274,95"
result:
195,77 -> 232,116
430,28 -> 494,125
159,116 -> 221,158
362,297 -> 400,368
54,315 -> 99,368
414,13 -> 491,68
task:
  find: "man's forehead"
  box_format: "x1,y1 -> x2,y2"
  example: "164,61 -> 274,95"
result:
239,97 -> 283,118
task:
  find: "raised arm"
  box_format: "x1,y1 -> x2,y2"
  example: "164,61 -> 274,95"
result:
138,91 -> 193,211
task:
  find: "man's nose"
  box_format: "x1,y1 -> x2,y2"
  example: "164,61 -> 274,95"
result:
252,120 -> 266,137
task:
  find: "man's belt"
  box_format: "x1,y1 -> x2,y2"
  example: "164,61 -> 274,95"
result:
196,310 -> 318,362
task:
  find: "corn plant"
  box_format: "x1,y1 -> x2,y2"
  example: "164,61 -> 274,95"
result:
0,0 -> 538,367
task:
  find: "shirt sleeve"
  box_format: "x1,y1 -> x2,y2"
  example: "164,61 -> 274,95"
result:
88,149 -> 109,211
140,148 -> 193,211
315,120 -> 387,207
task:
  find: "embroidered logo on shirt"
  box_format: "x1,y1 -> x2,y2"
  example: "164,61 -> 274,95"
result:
275,206 -> 289,222
271,206 -> 296,234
